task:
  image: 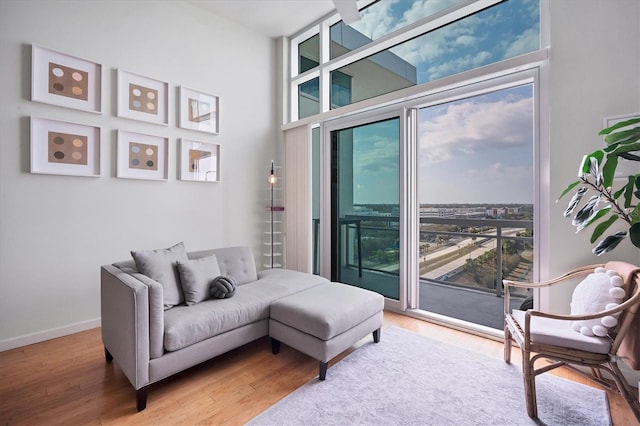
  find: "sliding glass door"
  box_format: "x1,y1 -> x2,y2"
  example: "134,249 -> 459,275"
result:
416,84 -> 535,329
330,117 -> 400,300
313,74 -> 538,331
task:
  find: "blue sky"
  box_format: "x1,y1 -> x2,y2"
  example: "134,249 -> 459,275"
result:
352,119 -> 400,205
418,85 -> 534,204
348,0 -> 538,205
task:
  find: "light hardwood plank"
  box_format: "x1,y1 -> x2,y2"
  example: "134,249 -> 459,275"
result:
0,311 -> 635,425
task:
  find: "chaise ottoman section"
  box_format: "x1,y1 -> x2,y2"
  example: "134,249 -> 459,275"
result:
269,282 -> 384,380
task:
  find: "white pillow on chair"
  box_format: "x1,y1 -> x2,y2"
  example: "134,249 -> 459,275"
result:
570,267 -> 626,337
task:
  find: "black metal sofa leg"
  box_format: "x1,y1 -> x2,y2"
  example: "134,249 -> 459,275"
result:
319,361 -> 328,381
104,347 -> 113,363
271,338 -> 281,354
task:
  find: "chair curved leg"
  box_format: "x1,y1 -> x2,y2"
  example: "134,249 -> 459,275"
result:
523,352 -> 538,418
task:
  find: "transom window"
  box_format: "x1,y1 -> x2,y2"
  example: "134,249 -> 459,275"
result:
291,0 -> 540,122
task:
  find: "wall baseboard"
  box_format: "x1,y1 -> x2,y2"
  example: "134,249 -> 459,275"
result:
0,318 -> 101,352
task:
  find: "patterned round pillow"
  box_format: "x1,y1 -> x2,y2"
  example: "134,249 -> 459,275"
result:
210,275 -> 237,299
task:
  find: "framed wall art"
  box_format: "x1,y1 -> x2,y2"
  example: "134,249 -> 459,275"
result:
30,117 -> 100,177
117,70 -> 168,125
117,130 -> 168,181
178,87 -> 219,134
179,139 -> 220,182
31,45 -> 102,113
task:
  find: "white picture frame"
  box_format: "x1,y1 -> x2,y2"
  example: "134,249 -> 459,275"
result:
179,139 -> 220,182
117,130 -> 168,181
117,70 -> 168,125
30,117 -> 101,177
603,112 -> 640,178
31,45 -> 102,114
178,86 -> 219,134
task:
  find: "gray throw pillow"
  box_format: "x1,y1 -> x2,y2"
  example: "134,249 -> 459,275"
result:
131,242 -> 188,308
210,275 -> 237,299
176,254 -> 221,305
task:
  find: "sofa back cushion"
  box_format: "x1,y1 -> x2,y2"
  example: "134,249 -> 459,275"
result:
188,246 -> 257,285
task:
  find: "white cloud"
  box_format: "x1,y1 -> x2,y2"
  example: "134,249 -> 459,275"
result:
419,95 -> 533,163
503,27 -> 539,59
354,135 -> 399,176
455,35 -> 477,46
389,12 -> 484,69
352,0 -> 399,40
424,50 -> 491,80
351,0 -> 465,43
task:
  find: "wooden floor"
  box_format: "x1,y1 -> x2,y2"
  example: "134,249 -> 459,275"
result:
0,311 -> 636,425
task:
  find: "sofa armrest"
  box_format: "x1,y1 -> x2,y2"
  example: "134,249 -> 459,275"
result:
101,265 -> 150,390
129,272 -> 165,359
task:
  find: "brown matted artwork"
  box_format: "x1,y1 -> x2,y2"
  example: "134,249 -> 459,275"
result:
128,142 -> 159,171
117,130 -> 168,181
31,117 -> 100,177
48,131 -> 88,165
31,45 -> 102,113
179,87 -> 219,134
179,139 -> 219,182
117,70 -> 168,125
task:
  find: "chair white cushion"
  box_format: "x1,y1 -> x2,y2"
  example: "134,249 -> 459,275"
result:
511,310 -> 611,354
570,267 -> 625,336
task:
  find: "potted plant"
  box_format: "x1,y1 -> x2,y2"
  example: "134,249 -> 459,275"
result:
558,117 -> 640,255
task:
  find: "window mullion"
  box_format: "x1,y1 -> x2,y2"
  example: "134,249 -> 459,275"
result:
319,20 -> 330,113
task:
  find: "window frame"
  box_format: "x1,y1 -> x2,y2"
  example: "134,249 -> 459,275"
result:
289,0 -> 505,122
287,0 -> 551,335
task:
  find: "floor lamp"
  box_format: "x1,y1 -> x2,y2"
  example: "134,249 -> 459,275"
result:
268,161 -> 277,268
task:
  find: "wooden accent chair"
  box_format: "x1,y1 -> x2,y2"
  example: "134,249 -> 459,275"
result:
503,261 -> 640,421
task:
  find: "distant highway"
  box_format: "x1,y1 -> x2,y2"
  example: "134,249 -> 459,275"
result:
420,228 -> 524,280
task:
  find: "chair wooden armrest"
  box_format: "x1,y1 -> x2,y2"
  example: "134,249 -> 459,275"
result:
524,289 -> 640,322
503,263 -> 602,289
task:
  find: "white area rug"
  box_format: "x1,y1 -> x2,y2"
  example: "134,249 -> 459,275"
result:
248,326 -> 610,426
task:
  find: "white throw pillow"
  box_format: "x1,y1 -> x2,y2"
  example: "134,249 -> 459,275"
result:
570,267 -> 626,337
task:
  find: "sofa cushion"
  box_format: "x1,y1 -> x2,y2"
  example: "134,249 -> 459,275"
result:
164,282 -> 272,351
163,269 -> 329,351
131,242 -> 188,308
188,246 -> 258,285
270,282 -> 384,340
177,254 -> 221,305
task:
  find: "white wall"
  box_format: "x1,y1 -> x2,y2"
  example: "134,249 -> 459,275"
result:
0,0 -> 277,349
547,0 -> 640,313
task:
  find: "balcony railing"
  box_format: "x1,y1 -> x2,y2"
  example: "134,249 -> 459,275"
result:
336,214 -> 533,298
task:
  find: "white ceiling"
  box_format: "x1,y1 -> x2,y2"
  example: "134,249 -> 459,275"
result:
187,0 -> 338,38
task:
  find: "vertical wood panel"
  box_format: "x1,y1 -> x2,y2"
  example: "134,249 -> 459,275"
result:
284,125 -> 312,272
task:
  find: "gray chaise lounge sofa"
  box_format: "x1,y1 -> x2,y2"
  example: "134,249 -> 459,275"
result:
101,245 -> 330,411
101,244 -> 383,411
